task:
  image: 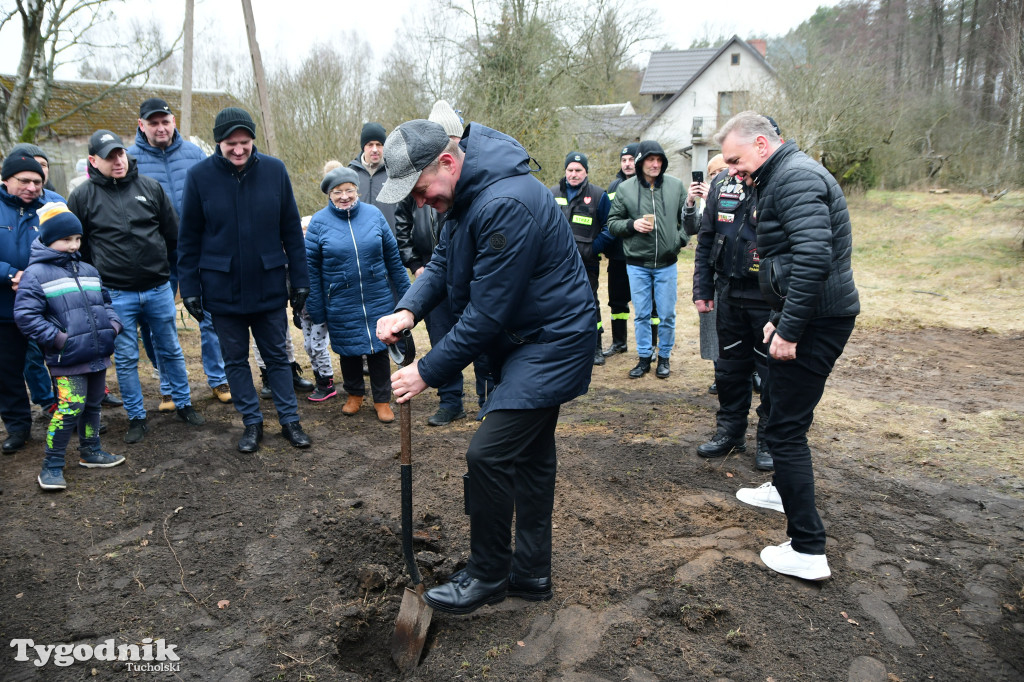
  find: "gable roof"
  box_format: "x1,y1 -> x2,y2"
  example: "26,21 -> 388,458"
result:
640,47 -> 719,96
556,102 -> 647,147
0,76 -> 243,142
643,36 -> 776,128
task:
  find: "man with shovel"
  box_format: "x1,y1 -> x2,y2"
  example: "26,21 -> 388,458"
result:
376,119 -> 596,615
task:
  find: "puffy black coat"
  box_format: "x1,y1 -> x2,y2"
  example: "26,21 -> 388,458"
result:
750,141 -> 860,341
177,147 -> 309,315
396,123 -> 595,416
394,196 -> 440,273
349,156 -> 397,232
14,239 -> 121,375
68,158 -> 178,292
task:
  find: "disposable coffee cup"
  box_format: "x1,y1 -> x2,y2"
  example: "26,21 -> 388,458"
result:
643,213 -> 655,224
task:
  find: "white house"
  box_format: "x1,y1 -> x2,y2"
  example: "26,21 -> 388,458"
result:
639,36 -> 776,179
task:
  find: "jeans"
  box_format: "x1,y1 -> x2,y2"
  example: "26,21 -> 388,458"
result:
155,310 -> 227,393
766,315 -> 856,555
465,406 -> 561,581
213,309 -> 298,426
626,263 -> 677,359
23,340 -> 55,407
44,371 -> 105,469
0,322 -> 32,434
108,283 -> 192,420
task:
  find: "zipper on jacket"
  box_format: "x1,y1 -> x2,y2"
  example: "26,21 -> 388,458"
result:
345,212 -> 376,353
71,259 -> 104,359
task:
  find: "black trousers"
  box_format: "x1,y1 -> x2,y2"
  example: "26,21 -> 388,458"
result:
339,350 -> 391,404
0,322 -> 32,435
465,406 -> 561,581
766,315 -> 855,555
714,293 -> 772,440
606,257 -> 630,318
212,309 -> 299,426
585,266 -> 602,333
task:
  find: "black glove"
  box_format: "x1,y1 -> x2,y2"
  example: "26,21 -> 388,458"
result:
182,296 -> 204,323
290,287 -> 309,329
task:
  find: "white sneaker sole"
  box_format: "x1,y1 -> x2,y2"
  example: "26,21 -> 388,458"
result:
37,475 -> 67,490
79,457 -> 126,469
736,485 -> 785,513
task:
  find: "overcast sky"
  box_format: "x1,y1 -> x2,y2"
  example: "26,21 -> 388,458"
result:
0,0 -> 840,81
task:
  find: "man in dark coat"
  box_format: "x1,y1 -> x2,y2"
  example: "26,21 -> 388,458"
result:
718,111 -> 860,581
177,107 -> 312,453
349,122 -> 397,233
376,120 -> 595,615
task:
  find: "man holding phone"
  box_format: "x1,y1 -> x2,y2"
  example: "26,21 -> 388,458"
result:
607,140 -> 689,379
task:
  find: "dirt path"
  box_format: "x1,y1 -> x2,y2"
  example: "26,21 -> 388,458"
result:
1,327 -> 1022,681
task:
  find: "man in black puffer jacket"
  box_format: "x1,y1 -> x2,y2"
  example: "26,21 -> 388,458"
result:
716,112 -> 859,582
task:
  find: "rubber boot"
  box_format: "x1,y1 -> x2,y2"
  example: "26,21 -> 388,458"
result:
593,335 -> 606,366
291,361 -> 314,392
259,367 -> 272,400
603,319 -> 628,356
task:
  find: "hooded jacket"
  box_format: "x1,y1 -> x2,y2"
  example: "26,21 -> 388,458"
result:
305,198 -> 410,356
177,146 -> 309,315
128,129 -> 206,215
396,123 -> 595,416
14,239 -> 121,375
749,141 -> 860,341
607,141 -> 689,268
0,184 -> 44,321
67,157 -> 178,292
349,155 -> 397,232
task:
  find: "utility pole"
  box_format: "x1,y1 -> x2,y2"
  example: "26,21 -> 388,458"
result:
180,0 -> 194,138
240,0 -> 277,156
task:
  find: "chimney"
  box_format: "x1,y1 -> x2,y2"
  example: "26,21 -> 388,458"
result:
747,39 -> 767,58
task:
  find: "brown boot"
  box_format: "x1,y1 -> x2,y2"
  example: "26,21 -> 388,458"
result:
342,394 -> 362,415
374,402 -> 394,423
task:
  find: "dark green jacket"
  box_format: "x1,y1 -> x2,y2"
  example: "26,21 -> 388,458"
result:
607,173 -> 688,269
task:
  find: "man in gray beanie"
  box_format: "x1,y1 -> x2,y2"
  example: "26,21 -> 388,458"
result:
393,101 -> 493,427
349,121 -> 396,232
177,107 -> 312,453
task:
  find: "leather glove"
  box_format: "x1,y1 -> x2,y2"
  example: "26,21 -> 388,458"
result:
182,296 -> 204,323
290,287 -> 309,329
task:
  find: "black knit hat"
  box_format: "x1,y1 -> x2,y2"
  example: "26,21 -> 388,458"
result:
213,107 -> 256,142
565,151 -> 588,172
1,154 -> 44,181
361,122 -> 387,149
38,202 -> 82,245
10,143 -> 48,162
620,143 -> 639,158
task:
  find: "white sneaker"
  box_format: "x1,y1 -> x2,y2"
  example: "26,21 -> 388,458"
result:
736,481 -> 784,513
760,541 -> 831,581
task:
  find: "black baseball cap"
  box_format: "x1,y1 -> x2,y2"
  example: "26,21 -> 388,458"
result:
139,97 -> 173,119
88,130 -> 127,158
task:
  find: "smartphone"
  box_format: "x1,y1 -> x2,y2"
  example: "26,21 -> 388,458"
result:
692,171 -> 704,183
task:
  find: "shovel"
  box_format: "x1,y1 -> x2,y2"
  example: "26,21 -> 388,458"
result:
387,330 -> 432,671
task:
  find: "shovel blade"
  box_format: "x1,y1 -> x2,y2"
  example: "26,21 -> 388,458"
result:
390,584 -> 432,671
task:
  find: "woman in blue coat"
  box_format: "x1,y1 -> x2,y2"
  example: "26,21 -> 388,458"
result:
305,167 -> 410,423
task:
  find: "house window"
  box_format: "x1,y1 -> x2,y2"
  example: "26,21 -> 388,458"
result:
718,91 -> 749,121
731,53 -> 740,66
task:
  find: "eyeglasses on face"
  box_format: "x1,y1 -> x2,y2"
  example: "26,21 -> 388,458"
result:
330,188 -> 358,199
11,175 -> 43,187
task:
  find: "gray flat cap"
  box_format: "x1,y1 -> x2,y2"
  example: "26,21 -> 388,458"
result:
377,120 -> 450,204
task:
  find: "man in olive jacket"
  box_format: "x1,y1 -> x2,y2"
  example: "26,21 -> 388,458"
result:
719,111 -> 859,582
607,140 -> 688,380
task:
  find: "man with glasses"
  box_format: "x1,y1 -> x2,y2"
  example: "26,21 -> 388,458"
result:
0,153 -> 47,453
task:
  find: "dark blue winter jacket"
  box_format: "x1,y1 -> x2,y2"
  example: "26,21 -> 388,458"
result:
0,184 -> 44,322
177,146 -> 309,315
14,239 -> 121,375
128,129 -> 205,216
396,123 -> 596,416
306,199 -> 410,356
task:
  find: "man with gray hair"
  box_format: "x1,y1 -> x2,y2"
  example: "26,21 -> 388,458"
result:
376,119 -> 595,615
718,111 -> 860,581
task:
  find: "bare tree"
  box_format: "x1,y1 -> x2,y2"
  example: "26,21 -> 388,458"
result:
0,0 -> 179,151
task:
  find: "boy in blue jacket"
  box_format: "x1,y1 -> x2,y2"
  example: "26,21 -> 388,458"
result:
14,203 -> 125,491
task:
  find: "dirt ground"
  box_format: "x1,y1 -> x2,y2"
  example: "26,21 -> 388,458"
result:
1,323 -> 1023,681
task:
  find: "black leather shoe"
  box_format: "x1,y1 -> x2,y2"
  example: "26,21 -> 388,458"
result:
291,362 -> 314,392
423,569 -> 508,615
427,407 -> 467,426
100,392 -> 123,407
2,431 -> 29,454
696,433 -> 746,458
755,441 -> 774,471
708,382 -> 717,394
655,356 -> 670,379
508,571 -> 553,601
238,423 -> 263,453
592,347 -> 606,366
602,341 -> 627,357
281,422 -> 312,448
752,371 -> 762,394
628,356 -> 652,379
